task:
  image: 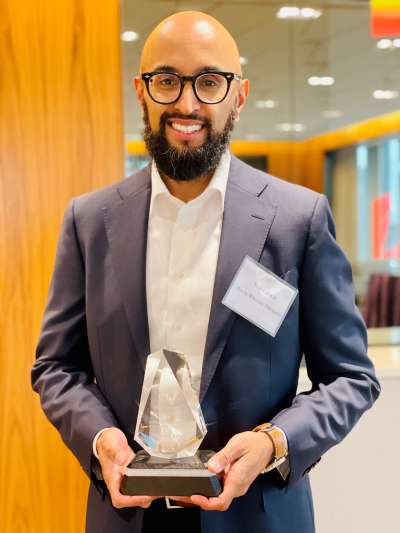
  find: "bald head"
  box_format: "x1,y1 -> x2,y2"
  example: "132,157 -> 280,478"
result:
134,10 -> 249,183
140,11 -> 242,75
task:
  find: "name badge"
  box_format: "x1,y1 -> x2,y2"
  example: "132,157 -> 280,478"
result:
222,255 -> 298,337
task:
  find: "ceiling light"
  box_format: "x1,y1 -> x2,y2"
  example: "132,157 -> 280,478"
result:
308,76 -> 335,86
320,77 -> 335,86
376,38 -> 400,49
373,90 -> 399,99
277,6 -> 300,18
276,123 -> 305,132
277,6 -> 322,19
255,100 -> 278,109
376,38 -> 393,49
323,110 -> 342,119
121,31 -> 139,42
300,8 -> 322,19
240,56 -> 248,65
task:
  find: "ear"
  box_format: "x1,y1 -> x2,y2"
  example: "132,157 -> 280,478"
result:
133,75 -> 145,106
235,78 -> 249,121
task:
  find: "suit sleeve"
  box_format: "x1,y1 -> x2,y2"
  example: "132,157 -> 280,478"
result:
271,194 -> 381,489
31,200 -> 119,480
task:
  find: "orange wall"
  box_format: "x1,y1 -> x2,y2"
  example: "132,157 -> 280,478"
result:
0,1 -> 123,532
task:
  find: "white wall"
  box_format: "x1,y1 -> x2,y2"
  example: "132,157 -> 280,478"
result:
298,365 -> 400,532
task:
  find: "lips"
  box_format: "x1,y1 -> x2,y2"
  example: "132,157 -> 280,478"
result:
171,122 -> 202,133
167,118 -> 205,136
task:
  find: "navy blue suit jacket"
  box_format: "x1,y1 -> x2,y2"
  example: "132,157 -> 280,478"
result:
32,155 -> 380,533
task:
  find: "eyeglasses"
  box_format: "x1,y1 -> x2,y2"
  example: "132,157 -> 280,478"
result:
141,71 -> 242,105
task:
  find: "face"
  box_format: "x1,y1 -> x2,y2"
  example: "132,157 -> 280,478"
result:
141,100 -> 236,181
134,32 -> 249,180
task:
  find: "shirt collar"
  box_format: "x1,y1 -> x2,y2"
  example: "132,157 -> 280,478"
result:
149,149 -> 231,218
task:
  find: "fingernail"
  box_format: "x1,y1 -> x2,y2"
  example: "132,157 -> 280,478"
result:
208,458 -> 222,472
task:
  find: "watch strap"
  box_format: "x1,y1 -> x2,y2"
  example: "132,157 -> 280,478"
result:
253,422 -> 288,473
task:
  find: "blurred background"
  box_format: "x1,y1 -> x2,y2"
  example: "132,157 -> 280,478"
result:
0,0 -> 399,531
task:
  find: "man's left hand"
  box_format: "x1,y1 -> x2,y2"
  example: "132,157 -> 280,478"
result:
170,430 -> 274,511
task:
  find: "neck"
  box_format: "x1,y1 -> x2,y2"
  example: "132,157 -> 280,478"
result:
161,172 -> 214,203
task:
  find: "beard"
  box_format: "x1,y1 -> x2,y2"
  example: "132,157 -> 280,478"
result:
142,102 -> 235,182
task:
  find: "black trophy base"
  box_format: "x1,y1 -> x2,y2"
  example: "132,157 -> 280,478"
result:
121,450 -> 222,497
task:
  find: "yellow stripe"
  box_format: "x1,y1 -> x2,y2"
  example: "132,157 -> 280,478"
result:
371,0 -> 400,9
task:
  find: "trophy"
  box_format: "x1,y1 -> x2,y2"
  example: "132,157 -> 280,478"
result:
121,349 -> 222,497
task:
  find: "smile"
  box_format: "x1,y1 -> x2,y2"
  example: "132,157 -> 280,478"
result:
167,120 -> 204,135
171,123 -> 202,133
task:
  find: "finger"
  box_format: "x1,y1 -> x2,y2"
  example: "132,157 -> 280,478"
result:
103,443 -> 133,467
114,447 -> 135,467
190,491 -> 235,512
167,496 -> 194,505
107,464 -> 162,508
224,463 -> 232,475
106,468 -> 125,502
120,495 -> 153,507
111,493 -> 154,509
108,471 -> 159,509
208,438 -> 245,474
193,460 -> 251,511
221,456 -> 256,496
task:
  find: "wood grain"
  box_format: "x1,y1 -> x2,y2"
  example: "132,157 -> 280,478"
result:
0,1 -> 123,532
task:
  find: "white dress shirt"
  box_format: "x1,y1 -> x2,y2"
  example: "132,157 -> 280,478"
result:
143,151 -> 231,452
146,149 -> 230,392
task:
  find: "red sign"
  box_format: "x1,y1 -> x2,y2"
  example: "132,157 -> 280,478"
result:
371,0 -> 400,37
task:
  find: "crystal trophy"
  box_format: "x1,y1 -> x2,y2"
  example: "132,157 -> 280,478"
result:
121,349 -> 221,497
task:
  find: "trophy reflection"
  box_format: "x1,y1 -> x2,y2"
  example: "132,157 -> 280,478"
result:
121,349 -> 221,497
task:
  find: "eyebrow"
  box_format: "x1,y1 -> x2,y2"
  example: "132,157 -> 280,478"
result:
149,64 -> 224,75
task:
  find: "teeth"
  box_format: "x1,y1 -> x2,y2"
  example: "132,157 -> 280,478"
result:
171,122 -> 202,133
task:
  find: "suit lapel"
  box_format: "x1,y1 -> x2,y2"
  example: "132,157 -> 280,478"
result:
102,158 -> 277,396
102,166 -> 152,370
200,156 -> 277,402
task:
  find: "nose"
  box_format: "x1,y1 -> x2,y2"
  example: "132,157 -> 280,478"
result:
172,81 -> 201,115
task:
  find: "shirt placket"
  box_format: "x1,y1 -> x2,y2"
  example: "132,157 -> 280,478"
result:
164,205 -> 189,352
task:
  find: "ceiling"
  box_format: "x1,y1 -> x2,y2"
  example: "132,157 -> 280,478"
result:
121,0 -> 400,141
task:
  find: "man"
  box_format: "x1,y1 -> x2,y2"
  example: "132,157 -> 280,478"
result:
32,11 -> 380,533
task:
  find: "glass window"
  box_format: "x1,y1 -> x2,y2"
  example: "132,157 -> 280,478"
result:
328,135 -> 400,264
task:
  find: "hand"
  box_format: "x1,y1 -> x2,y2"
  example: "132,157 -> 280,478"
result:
96,427 -> 161,509
170,431 -> 273,511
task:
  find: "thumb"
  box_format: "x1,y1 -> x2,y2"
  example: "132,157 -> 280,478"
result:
114,447 -> 133,467
98,428 -> 133,466
208,439 -> 242,474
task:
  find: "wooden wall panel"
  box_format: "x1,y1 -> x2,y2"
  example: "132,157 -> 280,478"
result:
0,1 -> 123,532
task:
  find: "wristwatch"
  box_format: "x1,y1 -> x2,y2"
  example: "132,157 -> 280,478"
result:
252,422 -> 288,473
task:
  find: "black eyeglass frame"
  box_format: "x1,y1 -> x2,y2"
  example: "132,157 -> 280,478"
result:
141,71 -> 242,105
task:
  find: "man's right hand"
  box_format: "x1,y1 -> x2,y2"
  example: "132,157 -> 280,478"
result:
96,427 -> 160,509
